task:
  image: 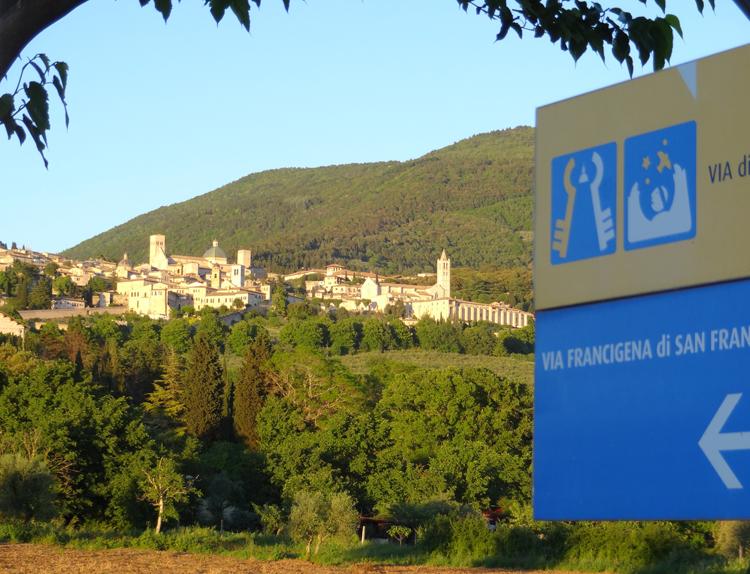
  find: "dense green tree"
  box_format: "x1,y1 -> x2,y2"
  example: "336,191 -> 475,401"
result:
461,322 -> 497,355
387,318 -> 413,349
278,318 -> 329,351
0,358 -> 158,524
227,320 -> 254,355
233,337 -> 271,450
361,318 -> 394,353
144,347 -> 185,439
28,276 -> 51,309
52,274 -> 74,296
414,318 -> 463,353
329,317 -> 362,356
196,440 -> 276,511
13,274 -> 29,309
287,301 -> 318,320
0,269 -> 16,296
32,321 -> 66,361
271,283 -> 288,317
368,367 -> 533,512
119,319 -> 162,402
43,262 -> 59,277
494,325 -> 534,356
139,455 -> 195,534
182,333 -> 225,441
160,317 -> 192,354
269,350 -> 362,426
88,315 -> 124,345
194,309 -> 226,353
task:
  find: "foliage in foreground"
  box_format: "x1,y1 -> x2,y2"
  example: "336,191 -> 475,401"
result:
0,518 -> 746,574
0,309 -> 745,574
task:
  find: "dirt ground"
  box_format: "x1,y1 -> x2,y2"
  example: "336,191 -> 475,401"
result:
0,543 -> 587,574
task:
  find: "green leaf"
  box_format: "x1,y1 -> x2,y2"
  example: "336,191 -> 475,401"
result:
24,81 -> 50,133
30,61 -> 46,83
53,62 -> 68,90
52,77 -> 70,128
208,0 -> 229,23
230,0 -> 250,31
13,124 -> 25,145
0,94 -> 13,120
655,0 -> 666,12
154,0 -> 172,21
665,14 -> 682,38
21,115 -> 48,168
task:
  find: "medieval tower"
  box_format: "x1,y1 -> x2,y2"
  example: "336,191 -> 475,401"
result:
436,249 -> 451,299
149,234 -> 168,270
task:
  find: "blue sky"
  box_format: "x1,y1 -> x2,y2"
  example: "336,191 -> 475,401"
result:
1,1 -> 747,253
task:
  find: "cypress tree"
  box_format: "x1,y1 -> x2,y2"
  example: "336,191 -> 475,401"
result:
182,332 -> 224,440
233,332 -> 271,449
145,347 -> 185,423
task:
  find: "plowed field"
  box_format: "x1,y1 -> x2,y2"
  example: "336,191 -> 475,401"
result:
0,544 -> 587,574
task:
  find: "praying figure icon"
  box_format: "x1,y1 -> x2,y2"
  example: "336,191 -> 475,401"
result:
624,121 -> 697,250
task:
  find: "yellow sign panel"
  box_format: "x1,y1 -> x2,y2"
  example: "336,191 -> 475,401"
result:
535,44 -> 750,311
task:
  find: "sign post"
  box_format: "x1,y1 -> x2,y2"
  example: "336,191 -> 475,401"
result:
534,44 -> 750,520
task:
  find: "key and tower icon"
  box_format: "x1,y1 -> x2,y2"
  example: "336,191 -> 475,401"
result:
550,142 -> 617,265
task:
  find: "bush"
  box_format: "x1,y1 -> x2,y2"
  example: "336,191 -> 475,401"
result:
446,514 -> 496,564
254,503 -> 285,536
289,490 -> 358,559
0,454 -> 57,522
561,522 -> 712,574
419,511 -> 495,563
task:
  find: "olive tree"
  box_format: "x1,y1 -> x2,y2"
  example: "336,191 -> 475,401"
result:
288,489 -> 358,559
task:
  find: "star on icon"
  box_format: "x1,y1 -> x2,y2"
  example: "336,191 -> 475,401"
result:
656,150 -> 672,173
642,156 -> 651,170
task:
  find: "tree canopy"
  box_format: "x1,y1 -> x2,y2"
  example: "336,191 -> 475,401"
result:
1,0 -> 715,165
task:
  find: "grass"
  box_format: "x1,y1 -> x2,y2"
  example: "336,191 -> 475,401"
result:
340,349 -> 534,386
2,522 -> 750,574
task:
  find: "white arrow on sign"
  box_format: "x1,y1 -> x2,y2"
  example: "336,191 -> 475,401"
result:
699,393 -> 750,489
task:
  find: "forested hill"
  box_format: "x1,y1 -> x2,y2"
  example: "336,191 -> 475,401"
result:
64,127 -> 534,273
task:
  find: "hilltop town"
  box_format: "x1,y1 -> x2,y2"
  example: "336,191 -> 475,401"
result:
0,236 -> 532,337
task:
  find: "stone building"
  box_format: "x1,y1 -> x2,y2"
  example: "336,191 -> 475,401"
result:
115,235 -> 265,319
303,250 -> 533,328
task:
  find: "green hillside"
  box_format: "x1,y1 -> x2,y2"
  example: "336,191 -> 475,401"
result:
64,127 -> 534,274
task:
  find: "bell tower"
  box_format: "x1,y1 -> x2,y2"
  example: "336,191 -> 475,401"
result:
436,249 -> 451,298
149,234 -> 167,270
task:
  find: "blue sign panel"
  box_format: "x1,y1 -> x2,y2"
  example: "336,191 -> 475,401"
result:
535,278 -> 750,520
550,142 -> 617,265
624,121 -> 697,251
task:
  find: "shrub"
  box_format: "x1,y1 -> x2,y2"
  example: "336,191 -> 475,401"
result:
562,522 -> 710,574
254,503 -> 285,536
0,454 -> 57,522
289,490 -> 358,559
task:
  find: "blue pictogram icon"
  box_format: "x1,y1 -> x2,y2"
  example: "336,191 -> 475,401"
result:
550,142 -> 617,265
624,121 -> 697,251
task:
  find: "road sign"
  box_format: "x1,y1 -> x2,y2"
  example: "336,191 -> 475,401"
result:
534,44 -> 750,520
535,44 -> 750,311
535,277 -> 750,519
